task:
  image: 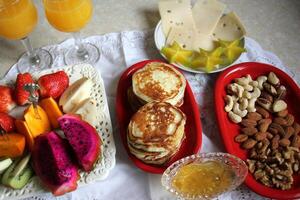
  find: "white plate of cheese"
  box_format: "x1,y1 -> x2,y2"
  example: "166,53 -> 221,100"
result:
155,0 -> 247,74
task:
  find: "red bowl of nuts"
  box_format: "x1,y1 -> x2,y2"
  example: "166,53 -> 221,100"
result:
215,62 -> 300,199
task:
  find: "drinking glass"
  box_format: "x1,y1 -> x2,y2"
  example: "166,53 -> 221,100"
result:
0,0 -> 52,73
43,0 -> 100,65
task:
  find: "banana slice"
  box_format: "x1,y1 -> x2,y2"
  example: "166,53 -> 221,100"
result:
59,77 -> 93,113
0,158 -> 13,174
71,98 -> 98,126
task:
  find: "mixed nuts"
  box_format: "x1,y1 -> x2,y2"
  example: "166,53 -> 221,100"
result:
229,72 -> 300,190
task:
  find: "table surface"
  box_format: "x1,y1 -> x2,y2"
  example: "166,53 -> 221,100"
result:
0,0 -> 300,77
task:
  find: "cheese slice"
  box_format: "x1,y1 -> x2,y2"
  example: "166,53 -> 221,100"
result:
213,12 -> 246,41
192,0 -> 226,35
159,0 -> 195,36
193,31 -> 216,51
166,27 -> 194,50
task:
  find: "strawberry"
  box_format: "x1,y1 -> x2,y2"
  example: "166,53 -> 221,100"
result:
15,73 -> 36,106
0,113 -> 15,133
0,85 -> 16,113
38,71 -> 69,99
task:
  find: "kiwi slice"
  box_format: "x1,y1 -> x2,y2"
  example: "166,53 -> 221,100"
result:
0,158 -> 13,174
1,155 -> 34,189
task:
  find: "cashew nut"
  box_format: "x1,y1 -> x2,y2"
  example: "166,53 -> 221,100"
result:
228,111 -> 242,123
224,95 -> 234,112
242,91 -> 252,99
257,76 -> 267,90
233,102 -> 248,117
227,83 -> 244,98
239,98 -> 249,110
247,98 -> 257,112
250,80 -> 258,88
250,87 -> 261,98
244,84 -> 254,91
235,75 -> 252,86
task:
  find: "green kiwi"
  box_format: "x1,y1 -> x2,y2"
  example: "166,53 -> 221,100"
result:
0,158 -> 13,174
1,154 -> 34,189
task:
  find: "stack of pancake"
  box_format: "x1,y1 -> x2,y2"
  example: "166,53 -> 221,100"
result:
127,62 -> 187,165
128,62 -> 186,111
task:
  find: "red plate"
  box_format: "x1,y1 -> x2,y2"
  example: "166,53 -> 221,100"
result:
215,62 -> 300,199
116,60 -> 202,174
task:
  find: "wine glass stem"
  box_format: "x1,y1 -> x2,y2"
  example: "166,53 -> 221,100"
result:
71,32 -> 89,60
21,37 -> 41,66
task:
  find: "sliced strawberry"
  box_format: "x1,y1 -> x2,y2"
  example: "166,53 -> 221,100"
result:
0,85 -> 16,113
0,113 -> 15,133
38,71 -> 69,99
15,73 -> 36,106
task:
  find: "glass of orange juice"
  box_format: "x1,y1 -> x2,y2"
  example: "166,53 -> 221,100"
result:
0,0 -> 52,73
43,0 -> 100,65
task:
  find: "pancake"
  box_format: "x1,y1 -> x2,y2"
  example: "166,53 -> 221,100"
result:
132,62 -> 186,107
127,101 -> 186,165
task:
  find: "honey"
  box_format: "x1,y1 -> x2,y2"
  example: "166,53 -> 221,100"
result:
171,160 -> 235,197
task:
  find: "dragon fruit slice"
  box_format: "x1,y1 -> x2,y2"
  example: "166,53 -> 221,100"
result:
58,114 -> 101,172
32,131 -> 79,196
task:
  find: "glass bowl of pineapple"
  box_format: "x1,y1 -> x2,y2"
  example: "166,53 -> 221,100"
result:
161,152 -> 248,200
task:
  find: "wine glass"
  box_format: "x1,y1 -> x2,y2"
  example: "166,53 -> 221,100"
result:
0,0 -> 52,73
43,0 -> 100,65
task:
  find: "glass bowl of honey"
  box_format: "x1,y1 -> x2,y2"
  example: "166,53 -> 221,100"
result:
161,152 -> 248,199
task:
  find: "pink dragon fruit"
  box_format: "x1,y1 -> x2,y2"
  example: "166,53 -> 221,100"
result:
32,131 -> 79,196
58,114 -> 101,172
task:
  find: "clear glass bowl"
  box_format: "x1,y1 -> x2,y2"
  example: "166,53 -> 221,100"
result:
161,152 -> 248,200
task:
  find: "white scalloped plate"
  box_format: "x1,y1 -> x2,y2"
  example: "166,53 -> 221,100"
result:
154,20 -> 246,74
0,64 -> 116,200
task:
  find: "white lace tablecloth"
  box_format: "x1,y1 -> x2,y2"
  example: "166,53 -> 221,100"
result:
4,30 -> 300,200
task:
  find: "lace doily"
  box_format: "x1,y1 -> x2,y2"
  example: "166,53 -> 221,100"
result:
2,30 -> 299,200
0,64 -> 116,200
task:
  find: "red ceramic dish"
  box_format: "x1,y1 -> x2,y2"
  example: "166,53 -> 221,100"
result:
215,62 -> 300,199
116,60 -> 202,174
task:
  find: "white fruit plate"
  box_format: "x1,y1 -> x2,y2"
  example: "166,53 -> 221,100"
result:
154,20 -> 246,74
0,64 -> 116,200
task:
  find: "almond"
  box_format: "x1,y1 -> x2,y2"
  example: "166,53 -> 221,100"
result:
255,132 -> 267,141
279,138 -> 290,147
277,109 -> 288,117
258,119 -> 272,132
293,123 -> 300,135
246,112 -> 262,121
285,114 -> 295,126
241,127 -> 258,136
284,127 -> 294,139
235,134 -> 248,143
270,123 -> 285,136
273,117 -> 287,126
256,106 -> 270,118
242,139 -> 257,149
271,135 -> 280,150
241,119 -> 257,127
268,127 -> 278,135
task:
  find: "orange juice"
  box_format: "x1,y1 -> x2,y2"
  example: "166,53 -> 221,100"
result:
43,0 -> 92,33
0,0 -> 37,40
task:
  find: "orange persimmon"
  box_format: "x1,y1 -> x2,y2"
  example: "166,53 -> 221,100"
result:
24,105 -> 51,138
15,119 -> 35,151
39,97 -> 63,129
0,133 -> 25,158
